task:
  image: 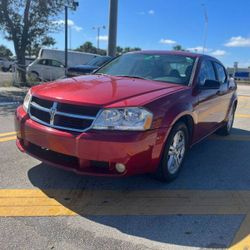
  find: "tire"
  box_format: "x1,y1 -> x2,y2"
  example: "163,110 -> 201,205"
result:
28,71 -> 40,82
216,104 -> 236,136
2,67 -> 8,72
154,122 -> 189,182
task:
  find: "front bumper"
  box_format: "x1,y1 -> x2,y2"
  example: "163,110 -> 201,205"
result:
15,106 -> 169,176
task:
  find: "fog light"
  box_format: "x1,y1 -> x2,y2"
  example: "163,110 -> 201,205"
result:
115,163 -> 126,173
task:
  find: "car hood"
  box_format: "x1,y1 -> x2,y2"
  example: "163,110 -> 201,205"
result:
31,75 -> 185,106
68,65 -> 98,71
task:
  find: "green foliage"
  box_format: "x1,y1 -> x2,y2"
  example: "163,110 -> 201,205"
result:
75,42 -> 106,56
117,46 -> 141,55
172,45 -> 186,51
0,0 -> 64,51
26,36 -> 56,57
0,45 -> 13,58
75,42 -> 96,53
75,41 -> 141,56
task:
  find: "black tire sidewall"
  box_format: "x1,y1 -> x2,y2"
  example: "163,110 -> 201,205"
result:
217,104 -> 236,136
226,105 -> 236,133
156,122 -> 189,182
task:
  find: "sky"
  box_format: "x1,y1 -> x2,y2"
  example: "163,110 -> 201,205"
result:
1,0 -> 250,67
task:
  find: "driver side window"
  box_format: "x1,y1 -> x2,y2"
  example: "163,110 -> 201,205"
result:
198,60 -> 216,86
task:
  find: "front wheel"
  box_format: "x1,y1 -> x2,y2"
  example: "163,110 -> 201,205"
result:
154,122 -> 189,182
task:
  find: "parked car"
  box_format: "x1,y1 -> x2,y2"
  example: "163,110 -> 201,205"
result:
15,51 -> 237,181
27,58 -> 65,81
27,49 -> 100,81
66,56 -> 113,77
0,57 -> 13,72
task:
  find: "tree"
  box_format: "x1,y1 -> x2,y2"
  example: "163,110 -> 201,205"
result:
75,41 -> 106,56
75,42 -> 97,54
75,42 -> 142,57
116,46 -> 123,55
26,36 -> 56,57
116,46 -> 141,55
0,45 -> 13,58
173,45 -> 185,51
0,0 -> 64,84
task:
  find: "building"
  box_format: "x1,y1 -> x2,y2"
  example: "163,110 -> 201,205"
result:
227,63 -> 250,81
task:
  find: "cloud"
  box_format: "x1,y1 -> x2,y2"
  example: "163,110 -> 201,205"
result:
159,38 -> 176,45
187,46 -> 227,57
53,19 -> 83,32
73,25 -> 83,32
137,10 -> 155,15
210,50 -> 227,56
224,36 -> 250,47
98,35 -> 108,41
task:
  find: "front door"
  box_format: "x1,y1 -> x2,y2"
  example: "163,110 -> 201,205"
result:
194,59 -> 226,138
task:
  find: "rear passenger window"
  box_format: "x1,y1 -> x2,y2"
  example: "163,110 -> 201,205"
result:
214,63 -> 227,83
51,60 -> 63,67
198,60 -> 216,86
38,59 -> 46,65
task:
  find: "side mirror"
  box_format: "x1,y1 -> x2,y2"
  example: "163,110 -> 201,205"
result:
201,79 -> 220,89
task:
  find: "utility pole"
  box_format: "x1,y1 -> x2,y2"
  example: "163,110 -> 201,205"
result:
64,1 -> 79,74
93,26 -> 106,50
107,0 -> 118,57
202,3 -> 208,54
65,5 -> 68,74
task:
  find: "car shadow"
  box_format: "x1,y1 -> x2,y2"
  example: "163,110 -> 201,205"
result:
27,127 -> 250,248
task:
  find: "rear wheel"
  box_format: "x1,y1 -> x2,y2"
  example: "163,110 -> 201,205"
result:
154,122 -> 189,182
28,71 -> 40,82
217,104 -> 236,136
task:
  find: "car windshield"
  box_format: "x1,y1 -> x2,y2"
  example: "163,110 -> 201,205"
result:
88,56 -> 111,67
96,53 -> 196,86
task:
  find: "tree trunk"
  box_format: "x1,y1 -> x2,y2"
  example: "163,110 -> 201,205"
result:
16,50 -> 26,86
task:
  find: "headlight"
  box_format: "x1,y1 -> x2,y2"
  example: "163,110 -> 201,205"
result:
23,90 -> 32,112
92,107 -> 153,131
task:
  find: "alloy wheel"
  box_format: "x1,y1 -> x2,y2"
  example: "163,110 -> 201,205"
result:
167,130 -> 186,174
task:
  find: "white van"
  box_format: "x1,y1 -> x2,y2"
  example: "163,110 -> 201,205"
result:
27,49 -> 99,81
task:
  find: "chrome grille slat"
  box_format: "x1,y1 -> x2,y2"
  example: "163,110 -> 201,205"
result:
29,97 -> 98,133
30,102 -> 50,112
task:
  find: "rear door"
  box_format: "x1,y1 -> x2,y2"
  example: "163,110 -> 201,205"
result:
34,59 -> 49,80
48,59 -> 65,80
213,62 -> 233,120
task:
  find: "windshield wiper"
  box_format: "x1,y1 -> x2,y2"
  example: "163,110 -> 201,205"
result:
115,75 -> 148,80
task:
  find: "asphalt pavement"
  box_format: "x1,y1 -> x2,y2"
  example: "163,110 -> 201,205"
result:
0,85 -> 250,250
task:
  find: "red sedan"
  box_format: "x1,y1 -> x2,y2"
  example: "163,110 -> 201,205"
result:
15,51 -> 237,181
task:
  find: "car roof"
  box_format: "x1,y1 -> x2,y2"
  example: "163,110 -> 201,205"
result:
127,50 -> 221,63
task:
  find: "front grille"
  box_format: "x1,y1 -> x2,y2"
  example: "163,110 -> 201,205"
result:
29,96 -> 100,132
32,96 -> 53,109
30,106 -> 50,124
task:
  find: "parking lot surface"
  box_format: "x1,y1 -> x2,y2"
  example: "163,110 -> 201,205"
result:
0,85 -> 250,249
